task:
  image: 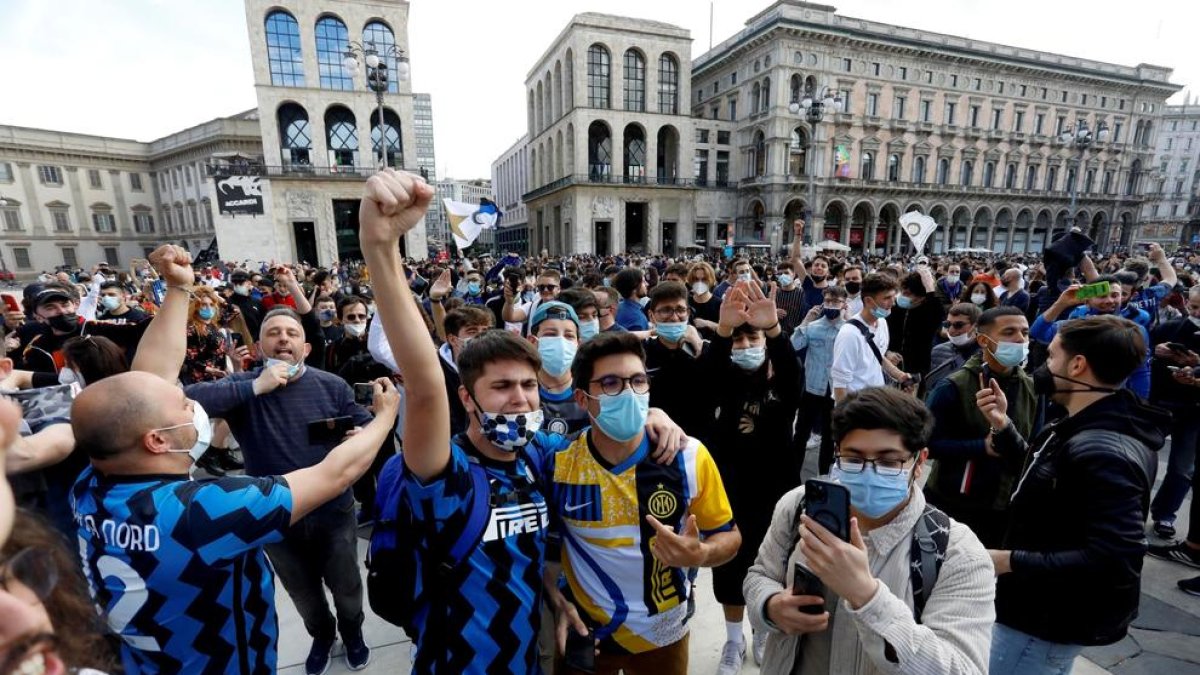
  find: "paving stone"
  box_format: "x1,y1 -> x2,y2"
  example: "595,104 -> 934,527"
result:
1129,628 -> 1200,665
1131,594 -> 1200,637
1083,635 -> 1141,669
1110,652 -> 1200,675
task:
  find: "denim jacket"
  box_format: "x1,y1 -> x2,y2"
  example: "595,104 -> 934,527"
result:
792,317 -> 844,396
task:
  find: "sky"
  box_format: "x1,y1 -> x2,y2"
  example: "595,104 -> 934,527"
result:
2,0 -> 1198,179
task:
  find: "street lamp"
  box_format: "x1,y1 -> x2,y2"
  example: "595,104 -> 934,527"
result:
789,87 -> 844,246
1057,119 -> 1109,236
343,41 -> 410,169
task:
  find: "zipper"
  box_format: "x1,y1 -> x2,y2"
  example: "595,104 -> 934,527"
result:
233,557 -> 251,675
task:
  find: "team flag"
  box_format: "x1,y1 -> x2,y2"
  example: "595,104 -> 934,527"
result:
446,198 -> 503,249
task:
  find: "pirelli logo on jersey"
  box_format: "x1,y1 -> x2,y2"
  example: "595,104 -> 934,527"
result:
482,501 -> 549,542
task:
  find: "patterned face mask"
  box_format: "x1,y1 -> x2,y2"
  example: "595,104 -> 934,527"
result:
473,401 -> 544,452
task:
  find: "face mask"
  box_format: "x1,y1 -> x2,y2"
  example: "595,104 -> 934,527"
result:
579,319 -> 600,341
156,402 -> 213,464
869,304 -> 890,320
344,322 -> 367,337
100,296 -> 122,311
1032,363 -> 1118,398
811,275 -> 826,283
970,293 -> 988,305
48,313 -> 79,333
318,309 -> 336,322
777,274 -> 794,287
822,308 -> 842,321
467,282 -> 482,295
601,278 -> 612,287
692,282 -> 709,296
58,368 -> 84,387
738,273 -> 752,282
588,388 -> 650,442
198,307 -> 217,321
895,295 -> 913,309
731,346 -> 766,371
537,336 -> 578,377
233,285 -> 251,296
477,407 -> 543,452
265,357 -> 303,379
844,281 -> 861,296
984,337 -> 1029,368
656,321 -> 687,344
830,464 -> 912,519
948,332 -> 975,347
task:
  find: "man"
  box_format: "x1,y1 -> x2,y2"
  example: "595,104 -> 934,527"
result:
935,262 -> 965,310
984,316 -> 1166,674
15,283 -> 149,375
314,294 -> 343,345
831,274 -> 914,401
925,306 -> 1039,548
97,280 -> 149,323
744,387 -> 995,674
886,269 -> 945,377
503,268 -> 563,330
644,281 -> 712,442
774,261 -> 806,335
325,295 -> 372,374
840,265 -> 865,318
705,281 -> 800,672
312,269 -> 345,306
558,287 -> 602,342
550,331 -> 741,674
1124,244 -> 1179,323
789,220 -> 830,316
997,269 -> 1029,313
528,301 -> 589,435
228,270 -> 266,337
793,286 -> 848,475
456,268 -> 487,305
73,244 -> 400,674
924,303 -> 982,394
592,286 -> 627,333
613,267 -> 650,331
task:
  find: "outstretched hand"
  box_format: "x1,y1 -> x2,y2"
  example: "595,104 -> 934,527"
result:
148,244 -> 194,286
360,169 -> 435,248
740,280 -> 779,329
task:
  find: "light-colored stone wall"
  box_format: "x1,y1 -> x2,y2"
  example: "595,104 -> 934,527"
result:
1142,105 -> 1200,245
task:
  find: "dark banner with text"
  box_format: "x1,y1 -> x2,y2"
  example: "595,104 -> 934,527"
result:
214,175 -> 264,215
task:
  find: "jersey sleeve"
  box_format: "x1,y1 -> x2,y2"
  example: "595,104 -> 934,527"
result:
688,442 -> 735,535
181,475 -> 294,566
400,445 -> 476,541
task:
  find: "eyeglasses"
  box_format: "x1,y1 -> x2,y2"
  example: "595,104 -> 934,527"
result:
652,306 -> 689,320
0,548 -> 59,605
537,284 -> 559,293
942,321 -> 972,330
833,455 -> 911,476
588,373 -> 651,396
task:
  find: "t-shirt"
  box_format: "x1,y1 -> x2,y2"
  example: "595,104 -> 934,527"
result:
799,277 -> 827,316
775,286 -> 806,334
541,385 -> 590,436
401,434 -> 570,674
71,469 -> 293,674
548,433 -> 734,654
615,298 -> 649,331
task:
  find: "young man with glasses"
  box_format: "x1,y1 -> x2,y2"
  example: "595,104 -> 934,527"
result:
503,269 -> 563,333
744,387 -> 995,674
924,302 -> 983,394
643,281 -> 712,443
549,331 -> 740,675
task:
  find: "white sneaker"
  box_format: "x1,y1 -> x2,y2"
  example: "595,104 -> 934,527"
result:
752,628 -> 767,666
717,639 -> 746,675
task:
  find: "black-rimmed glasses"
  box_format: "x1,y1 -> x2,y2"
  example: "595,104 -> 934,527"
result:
587,373 -> 651,396
833,455 -> 910,476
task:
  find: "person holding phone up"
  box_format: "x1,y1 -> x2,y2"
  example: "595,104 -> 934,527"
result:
744,387 -> 995,675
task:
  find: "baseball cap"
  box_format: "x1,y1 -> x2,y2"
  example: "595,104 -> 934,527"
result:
530,301 -> 580,331
33,283 -> 78,308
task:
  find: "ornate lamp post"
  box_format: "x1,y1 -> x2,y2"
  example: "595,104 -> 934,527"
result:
343,42 -> 410,169
788,87 -> 843,246
1057,119 -> 1109,234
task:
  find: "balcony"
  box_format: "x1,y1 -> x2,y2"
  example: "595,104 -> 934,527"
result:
521,173 -> 725,202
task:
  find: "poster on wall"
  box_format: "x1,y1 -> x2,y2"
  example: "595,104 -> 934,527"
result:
834,145 -> 851,179
214,175 -> 265,215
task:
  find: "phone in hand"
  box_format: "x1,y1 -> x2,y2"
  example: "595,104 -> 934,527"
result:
1074,280 -> 1112,300
563,627 -> 595,674
792,562 -> 826,615
307,416 -> 354,444
353,382 -> 375,407
804,479 -> 851,542
230,332 -> 245,348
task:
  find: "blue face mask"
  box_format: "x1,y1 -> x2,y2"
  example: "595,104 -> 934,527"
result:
985,337 -> 1029,368
830,464 -> 913,519
895,295 -> 913,309
656,321 -> 687,344
197,307 -> 216,321
318,309 -> 336,322
537,335 -> 578,378
588,388 -> 650,442
579,319 -> 600,341
467,281 -> 482,295
264,357 -> 303,379
731,346 -> 766,371
870,305 -> 890,320
777,274 -> 794,287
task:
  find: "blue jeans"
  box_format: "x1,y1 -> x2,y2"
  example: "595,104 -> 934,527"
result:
990,623 -> 1083,675
1150,409 -> 1199,524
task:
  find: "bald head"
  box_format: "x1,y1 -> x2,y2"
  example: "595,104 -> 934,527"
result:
73,372 -> 177,461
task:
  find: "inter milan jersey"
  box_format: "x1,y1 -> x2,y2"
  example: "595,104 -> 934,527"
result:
548,432 -> 734,654
401,433 -> 569,674
540,385 -> 590,436
70,467 -> 293,674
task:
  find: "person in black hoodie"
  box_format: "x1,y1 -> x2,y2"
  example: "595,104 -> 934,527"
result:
980,315 -> 1166,674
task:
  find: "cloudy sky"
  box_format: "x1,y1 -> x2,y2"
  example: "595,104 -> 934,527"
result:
2,0 -> 1197,179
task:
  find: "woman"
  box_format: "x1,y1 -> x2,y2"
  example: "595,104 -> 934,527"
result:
181,287 -> 233,385
687,261 -> 721,331
960,279 -> 999,310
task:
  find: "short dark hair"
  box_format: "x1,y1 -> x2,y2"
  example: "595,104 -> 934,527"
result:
947,302 -> 983,323
260,307 -> 304,334
457,329 -> 540,393
900,272 -> 928,297
861,273 -> 899,299
313,270 -> 331,287
314,294 -> 335,306
337,295 -> 369,320
614,268 -> 644,299
647,281 -> 688,312
99,280 -> 125,293
557,287 -> 597,315
665,263 -> 691,279
63,335 -> 128,385
572,331 -> 646,391
1055,315 -> 1146,386
822,285 -> 848,301
443,305 -> 494,337
776,261 -> 795,273
976,305 -> 1023,331
832,387 -> 934,454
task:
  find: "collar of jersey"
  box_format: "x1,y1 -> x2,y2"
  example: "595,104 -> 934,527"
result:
539,384 -> 574,402
584,429 -> 649,475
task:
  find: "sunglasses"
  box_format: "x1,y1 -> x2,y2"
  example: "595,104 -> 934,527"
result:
537,284 -> 559,292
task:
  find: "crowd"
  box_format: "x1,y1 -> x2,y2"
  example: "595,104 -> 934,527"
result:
0,166 -> 1197,675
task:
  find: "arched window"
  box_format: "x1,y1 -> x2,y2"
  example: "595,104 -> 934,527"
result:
363,21 -> 400,93
587,44 -> 611,108
983,161 -> 995,187
588,121 -> 612,180
656,126 -> 679,183
316,16 -> 352,90
887,153 -> 900,182
789,127 -> 808,176
658,54 -> 679,114
913,156 -> 926,183
624,124 -> 647,182
761,77 -> 771,112
752,130 -> 766,177
790,74 -> 802,104
265,11 -> 304,86
370,108 -> 403,168
623,49 -> 645,112
960,159 -> 973,186
750,83 -> 761,114
325,106 -> 358,168
1004,162 -> 1017,189
277,103 -> 312,166
860,151 -> 874,180
937,158 -> 950,185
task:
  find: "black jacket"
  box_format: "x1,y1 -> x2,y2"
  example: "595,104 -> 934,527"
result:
994,390 -> 1166,646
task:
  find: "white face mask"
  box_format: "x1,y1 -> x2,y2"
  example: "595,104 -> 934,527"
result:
155,402 -> 213,465
692,282 -> 709,296
970,293 -> 988,305
948,332 -> 975,347
344,322 -> 367,337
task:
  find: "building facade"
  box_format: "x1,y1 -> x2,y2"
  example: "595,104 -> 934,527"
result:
414,93 -> 444,245
1143,103 -> 1200,247
491,135 -> 531,253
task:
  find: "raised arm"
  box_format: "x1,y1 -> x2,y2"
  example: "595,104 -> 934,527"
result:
790,219 -> 809,284
358,169 -> 448,480
276,266 -> 312,314
130,245 -> 196,383
1150,244 -> 1178,287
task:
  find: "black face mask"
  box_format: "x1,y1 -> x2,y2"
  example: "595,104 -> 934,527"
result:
811,275 -> 827,283
822,308 -> 842,321
844,281 -> 861,295
1031,364 -> 1119,398
48,313 -> 80,333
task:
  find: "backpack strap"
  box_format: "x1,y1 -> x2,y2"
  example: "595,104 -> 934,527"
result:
442,460 -> 491,573
849,319 -> 885,366
909,504 -> 951,623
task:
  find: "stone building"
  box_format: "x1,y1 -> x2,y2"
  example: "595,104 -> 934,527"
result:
491,135 -> 531,254
1142,103 -> 1200,247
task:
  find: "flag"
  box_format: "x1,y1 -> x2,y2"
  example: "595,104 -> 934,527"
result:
899,211 -> 938,252
446,198 -> 503,249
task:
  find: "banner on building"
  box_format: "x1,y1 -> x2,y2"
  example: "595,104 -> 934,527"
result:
899,211 -> 938,252
214,175 -> 265,215
446,198 -> 503,249
834,145 -> 851,178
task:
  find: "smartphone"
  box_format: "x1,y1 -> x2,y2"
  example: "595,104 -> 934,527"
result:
230,332 -> 245,348
804,479 -> 851,542
1,294 -> 20,314
353,382 -> 375,406
563,627 -> 595,674
1074,280 -> 1112,300
792,562 -> 826,615
307,416 -> 355,444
